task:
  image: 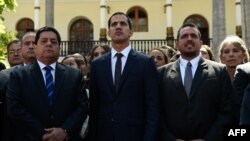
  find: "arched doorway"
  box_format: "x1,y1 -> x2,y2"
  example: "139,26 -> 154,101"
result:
69,18 -> 93,55
184,15 -> 210,45
16,18 -> 34,39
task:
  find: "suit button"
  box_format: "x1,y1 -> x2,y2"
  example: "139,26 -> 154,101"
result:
50,115 -> 54,119
113,102 -> 117,105
111,118 -> 114,122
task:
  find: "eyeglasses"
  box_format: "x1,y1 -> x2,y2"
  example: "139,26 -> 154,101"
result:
8,49 -> 21,55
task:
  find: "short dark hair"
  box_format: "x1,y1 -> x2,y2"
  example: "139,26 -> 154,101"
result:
108,12 -> 133,30
35,26 -> 61,45
176,23 -> 201,41
7,40 -> 20,51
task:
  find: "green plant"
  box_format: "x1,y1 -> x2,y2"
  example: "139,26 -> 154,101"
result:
0,29 -> 17,60
0,0 -> 18,61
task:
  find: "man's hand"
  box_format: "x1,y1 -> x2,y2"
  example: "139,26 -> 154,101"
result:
42,127 -> 68,141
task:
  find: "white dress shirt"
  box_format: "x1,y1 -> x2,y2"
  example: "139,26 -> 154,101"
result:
179,55 -> 201,85
111,45 -> 132,84
37,60 -> 56,84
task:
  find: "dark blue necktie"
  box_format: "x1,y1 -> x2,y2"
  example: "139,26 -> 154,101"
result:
44,66 -> 54,105
115,53 -> 123,93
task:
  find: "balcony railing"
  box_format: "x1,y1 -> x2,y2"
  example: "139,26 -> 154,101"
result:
60,39 -> 213,57
60,39 -> 168,56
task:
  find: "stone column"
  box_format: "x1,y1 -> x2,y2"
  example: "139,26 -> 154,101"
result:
45,0 -> 54,26
100,0 -> 107,42
34,0 -> 40,31
212,0 -> 226,61
165,0 -> 174,47
235,0 -> 242,37
241,0 -> 250,49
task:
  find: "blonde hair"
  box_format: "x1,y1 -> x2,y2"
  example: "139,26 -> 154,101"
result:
219,35 -> 249,63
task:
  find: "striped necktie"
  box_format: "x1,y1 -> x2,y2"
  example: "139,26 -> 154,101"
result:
44,66 -> 54,105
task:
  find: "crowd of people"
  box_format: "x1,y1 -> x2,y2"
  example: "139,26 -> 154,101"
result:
0,11 -> 250,141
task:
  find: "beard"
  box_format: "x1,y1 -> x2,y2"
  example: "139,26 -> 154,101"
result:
181,50 -> 199,59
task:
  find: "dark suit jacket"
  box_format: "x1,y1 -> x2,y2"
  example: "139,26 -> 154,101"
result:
0,72 -> 8,141
233,62 -> 250,122
89,49 -> 160,141
240,84 -> 250,125
1,65 -> 24,141
158,58 -> 233,141
6,61 -> 88,141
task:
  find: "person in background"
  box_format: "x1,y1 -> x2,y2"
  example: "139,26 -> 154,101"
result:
89,12 -> 159,141
149,48 -> 168,67
88,44 -> 111,64
7,40 -> 23,67
170,50 -> 181,62
61,54 -> 90,140
20,31 -> 36,65
73,53 -> 89,79
200,45 -> 214,61
219,35 -> 249,84
6,26 -> 88,141
0,72 -> 8,141
0,31 -> 37,141
233,46 -> 250,125
158,23 -> 233,141
161,45 -> 177,61
61,54 -> 82,70
240,84 -> 250,125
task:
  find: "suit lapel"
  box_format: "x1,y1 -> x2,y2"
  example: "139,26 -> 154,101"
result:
103,52 -> 116,94
53,63 -> 66,104
116,49 -> 137,95
189,58 -> 208,99
30,62 -> 49,105
169,60 -> 187,98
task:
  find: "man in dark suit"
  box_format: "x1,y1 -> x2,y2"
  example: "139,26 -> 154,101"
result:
0,31 -> 37,141
89,12 -> 159,141
234,62 -> 250,124
240,84 -> 250,125
0,72 -> 8,141
158,23 -> 233,141
6,26 -> 88,141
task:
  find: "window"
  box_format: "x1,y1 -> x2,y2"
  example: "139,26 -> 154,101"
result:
184,15 -> 210,45
127,6 -> 148,32
70,19 -> 93,41
69,18 -> 94,55
16,18 -> 34,39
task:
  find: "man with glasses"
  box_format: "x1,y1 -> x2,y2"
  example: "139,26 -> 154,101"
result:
7,40 -> 23,67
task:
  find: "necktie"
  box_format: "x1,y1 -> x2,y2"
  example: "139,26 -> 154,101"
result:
114,53 -> 123,92
44,66 -> 54,105
184,62 -> 192,97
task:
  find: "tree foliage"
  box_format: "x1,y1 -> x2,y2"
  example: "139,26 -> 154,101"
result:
0,0 -> 18,61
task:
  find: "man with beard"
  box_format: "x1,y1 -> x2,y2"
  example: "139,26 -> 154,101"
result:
158,23 -> 233,141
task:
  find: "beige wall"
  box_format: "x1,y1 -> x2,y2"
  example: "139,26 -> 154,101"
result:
2,0 -> 237,41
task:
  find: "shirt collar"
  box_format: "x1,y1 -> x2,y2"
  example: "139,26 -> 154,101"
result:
111,45 -> 132,59
37,60 -> 56,70
179,55 -> 201,67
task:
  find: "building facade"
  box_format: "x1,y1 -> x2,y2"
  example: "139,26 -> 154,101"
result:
2,0 -> 247,59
